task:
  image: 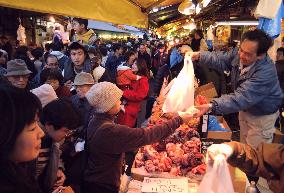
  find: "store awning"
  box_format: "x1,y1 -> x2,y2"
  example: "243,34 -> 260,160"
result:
123,25 -> 141,32
88,20 -> 129,33
0,0 -> 148,28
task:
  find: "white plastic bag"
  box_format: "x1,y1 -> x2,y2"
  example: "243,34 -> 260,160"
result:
197,155 -> 234,193
162,55 -> 195,113
254,0 -> 282,19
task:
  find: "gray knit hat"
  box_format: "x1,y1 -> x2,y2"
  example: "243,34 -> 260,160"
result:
5,59 -> 32,76
86,82 -> 123,113
74,72 -> 95,86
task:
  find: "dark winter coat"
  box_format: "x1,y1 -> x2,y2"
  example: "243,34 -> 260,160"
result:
84,113 -> 183,191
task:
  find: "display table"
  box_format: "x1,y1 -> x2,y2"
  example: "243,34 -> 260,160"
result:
129,165 -> 247,193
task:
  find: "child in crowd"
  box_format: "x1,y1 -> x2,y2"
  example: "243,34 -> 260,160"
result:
116,62 -> 141,112
116,62 -> 141,90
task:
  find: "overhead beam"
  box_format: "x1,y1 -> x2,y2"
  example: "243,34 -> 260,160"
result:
146,0 -> 169,13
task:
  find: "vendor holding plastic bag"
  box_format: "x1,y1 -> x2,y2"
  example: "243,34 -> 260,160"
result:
189,29 -> 283,152
205,142 -> 284,193
190,29 -> 283,192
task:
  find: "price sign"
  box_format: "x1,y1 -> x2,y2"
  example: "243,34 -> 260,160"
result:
141,177 -> 188,193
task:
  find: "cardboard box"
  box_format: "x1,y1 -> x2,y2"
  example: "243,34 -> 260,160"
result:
201,117 -> 232,154
207,116 -> 232,140
195,82 -> 218,102
273,129 -> 284,143
229,165 -> 247,193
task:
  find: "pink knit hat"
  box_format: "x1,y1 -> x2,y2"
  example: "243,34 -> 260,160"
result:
85,82 -> 122,113
31,84 -> 58,107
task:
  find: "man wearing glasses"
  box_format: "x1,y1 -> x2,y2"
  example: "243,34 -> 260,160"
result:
4,59 -> 33,89
189,29 -> 283,191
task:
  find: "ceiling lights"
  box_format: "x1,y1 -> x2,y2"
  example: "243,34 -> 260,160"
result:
215,21 -> 259,26
183,21 -> 196,31
202,0 -> 211,7
178,0 -> 195,15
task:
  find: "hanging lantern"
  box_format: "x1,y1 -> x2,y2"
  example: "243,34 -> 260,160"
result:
178,0 -> 195,15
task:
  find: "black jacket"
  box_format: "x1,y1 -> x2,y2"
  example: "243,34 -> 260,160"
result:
138,52 -> 151,70
0,160 -> 42,193
276,60 -> 284,92
153,64 -> 172,96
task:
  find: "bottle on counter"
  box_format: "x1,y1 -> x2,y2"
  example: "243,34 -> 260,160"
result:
246,181 -> 258,193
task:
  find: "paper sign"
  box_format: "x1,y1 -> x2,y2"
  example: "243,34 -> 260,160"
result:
141,177 -> 188,193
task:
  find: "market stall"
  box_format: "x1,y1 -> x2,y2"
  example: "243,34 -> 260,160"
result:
123,56 -> 247,193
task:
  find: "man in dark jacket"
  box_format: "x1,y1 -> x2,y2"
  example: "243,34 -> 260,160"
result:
38,98 -> 81,193
152,44 -> 167,77
192,29 -> 283,148
0,36 -> 12,60
276,47 -> 284,92
83,82 -> 193,193
5,59 -> 36,90
50,40 -> 69,71
63,42 -> 92,87
191,29 -> 283,191
276,47 -> 284,129
138,44 -> 151,70
71,72 -> 94,129
105,43 -> 123,83
153,64 -> 172,97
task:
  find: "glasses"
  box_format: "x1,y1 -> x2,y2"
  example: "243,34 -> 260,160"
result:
65,129 -> 78,138
11,75 -> 29,80
47,62 -> 59,67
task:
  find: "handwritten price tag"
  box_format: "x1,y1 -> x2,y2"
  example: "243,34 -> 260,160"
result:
141,177 -> 188,193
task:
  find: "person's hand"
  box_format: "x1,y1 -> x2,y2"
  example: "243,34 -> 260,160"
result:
178,111 -> 193,123
53,169 -> 66,189
178,106 -> 198,123
52,186 -> 66,193
185,51 -> 200,61
207,144 -> 233,163
64,80 -> 73,89
194,104 -> 211,117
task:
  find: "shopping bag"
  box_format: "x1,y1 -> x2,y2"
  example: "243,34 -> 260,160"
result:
197,155 -> 234,193
162,55 -> 195,113
254,0 -> 282,19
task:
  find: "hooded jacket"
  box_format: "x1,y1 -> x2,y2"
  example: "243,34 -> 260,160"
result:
50,51 -> 69,71
116,64 -> 138,86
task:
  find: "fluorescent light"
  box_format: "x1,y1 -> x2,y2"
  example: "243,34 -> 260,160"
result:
202,0 -> 211,7
196,4 -> 201,14
215,21 -> 259,26
152,7 -> 159,12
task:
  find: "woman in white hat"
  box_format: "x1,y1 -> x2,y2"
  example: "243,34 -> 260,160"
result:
83,82 -> 193,193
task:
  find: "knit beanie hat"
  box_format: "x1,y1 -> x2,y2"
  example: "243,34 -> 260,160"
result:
31,84 -> 58,107
85,82 -> 123,113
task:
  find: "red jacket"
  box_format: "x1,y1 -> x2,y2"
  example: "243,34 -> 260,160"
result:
117,76 -> 149,127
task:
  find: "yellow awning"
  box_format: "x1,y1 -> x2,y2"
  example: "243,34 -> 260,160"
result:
0,0 -> 148,28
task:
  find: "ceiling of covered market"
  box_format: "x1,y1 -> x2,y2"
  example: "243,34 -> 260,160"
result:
131,0 -> 257,33
131,0 -> 184,9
